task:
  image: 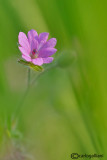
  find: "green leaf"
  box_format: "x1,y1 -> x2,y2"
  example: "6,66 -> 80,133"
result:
18,59 -> 44,72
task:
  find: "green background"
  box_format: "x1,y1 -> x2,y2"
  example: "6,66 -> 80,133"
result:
0,0 -> 107,159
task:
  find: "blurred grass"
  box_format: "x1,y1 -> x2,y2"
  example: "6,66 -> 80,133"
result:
0,0 -> 107,159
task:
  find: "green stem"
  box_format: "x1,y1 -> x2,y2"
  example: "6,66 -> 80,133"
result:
12,67 -> 31,120
27,67 -> 31,89
31,63 -> 57,86
13,64 -> 57,121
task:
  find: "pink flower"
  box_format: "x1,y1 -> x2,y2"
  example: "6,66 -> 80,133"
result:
18,30 -> 57,66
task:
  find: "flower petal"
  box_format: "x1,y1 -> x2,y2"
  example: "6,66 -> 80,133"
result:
22,55 -> 31,62
43,57 -> 54,64
18,32 -> 30,51
32,58 -> 43,66
31,39 -> 38,51
39,32 -> 49,43
43,38 -> 57,48
19,47 -> 30,57
39,48 -> 57,58
27,29 -> 38,43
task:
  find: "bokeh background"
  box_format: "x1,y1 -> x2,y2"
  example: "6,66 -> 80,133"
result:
0,0 -> 107,159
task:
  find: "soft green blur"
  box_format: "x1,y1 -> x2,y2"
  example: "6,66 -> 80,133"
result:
0,0 -> 107,159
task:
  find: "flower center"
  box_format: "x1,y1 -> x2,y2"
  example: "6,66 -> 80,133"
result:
30,49 -> 38,59
32,49 -> 36,55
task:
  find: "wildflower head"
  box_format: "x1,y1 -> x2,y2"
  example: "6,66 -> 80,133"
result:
18,30 -> 57,66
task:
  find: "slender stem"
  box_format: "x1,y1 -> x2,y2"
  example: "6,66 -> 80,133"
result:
27,67 -> 31,89
31,63 -> 57,86
13,64 -> 57,121
13,68 -> 31,120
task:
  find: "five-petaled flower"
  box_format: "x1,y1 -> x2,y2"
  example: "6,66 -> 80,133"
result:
18,29 -> 57,66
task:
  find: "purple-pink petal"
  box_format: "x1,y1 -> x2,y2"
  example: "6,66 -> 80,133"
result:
27,29 -> 38,44
38,48 -> 57,58
19,46 -> 30,57
18,32 -> 30,51
18,30 -> 57,66
39,32 -> 49,43
32,58 -> 43,66
43,38 -> 57,48
22,55 -> 31,62
43,57 -> 54,63
31,39 -> 38,51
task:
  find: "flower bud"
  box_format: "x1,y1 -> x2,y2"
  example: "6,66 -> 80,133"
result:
57,50 -> 75,68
